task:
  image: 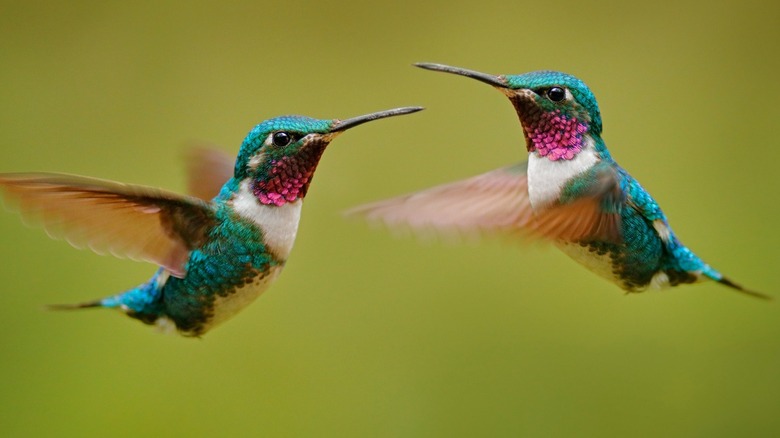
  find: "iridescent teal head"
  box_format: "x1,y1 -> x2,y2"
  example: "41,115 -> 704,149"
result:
235,107 -> 423,206
416,63 -> 602,161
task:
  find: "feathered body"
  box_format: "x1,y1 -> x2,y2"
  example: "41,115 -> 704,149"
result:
352,64 -> 765,299
0,108 -> 423,336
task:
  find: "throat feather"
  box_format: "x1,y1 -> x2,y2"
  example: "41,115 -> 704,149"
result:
252,144 -> 326,206
231,180 -> 303,261
527,136 -> 599,210
525,109 -> 589,161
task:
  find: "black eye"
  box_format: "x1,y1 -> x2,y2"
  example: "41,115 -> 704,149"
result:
546,87 -> 566,102
272,132 -> 293,147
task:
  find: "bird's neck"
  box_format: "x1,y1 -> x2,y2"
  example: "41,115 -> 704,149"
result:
520,109 -> 594,161
228,178 -> 304,261
251,143 -> 328,207
526,134 -> 603,210
224,141 -> 328,259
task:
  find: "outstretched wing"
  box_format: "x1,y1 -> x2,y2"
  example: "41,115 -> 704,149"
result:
184,145 -> 235,201
0,173 -> 218,277
348,162 -> 622,243
348,164 -> 534,236
546,160 -> 624,243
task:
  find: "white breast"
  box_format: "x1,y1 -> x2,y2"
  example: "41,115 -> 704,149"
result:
196,180 -> 302,332
555,240 -> 622,287
527,136 -> 599,211
231,179 -> 303,260
150,267 -> 285,335
207,266 -> 283,331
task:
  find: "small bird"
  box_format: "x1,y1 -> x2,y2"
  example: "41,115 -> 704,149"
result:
0,107 -> 423,336
351,63 -> 768,299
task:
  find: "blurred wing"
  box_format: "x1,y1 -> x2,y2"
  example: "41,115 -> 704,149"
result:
0,173 -> 218,277
185,146 -> 235,200
537,162 -> 624,243
347,163 -> 534,237
532,197 -> 621,243
348,161 -> 622,243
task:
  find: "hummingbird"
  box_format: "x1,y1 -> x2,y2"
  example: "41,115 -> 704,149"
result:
0,106 -> 423,336
350,63 -> 768,299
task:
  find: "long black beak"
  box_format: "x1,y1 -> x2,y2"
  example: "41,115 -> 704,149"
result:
415,62 -> 508,88
330,106 -> 424,132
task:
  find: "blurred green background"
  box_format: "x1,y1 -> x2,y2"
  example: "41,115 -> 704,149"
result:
1,0 -> 779,436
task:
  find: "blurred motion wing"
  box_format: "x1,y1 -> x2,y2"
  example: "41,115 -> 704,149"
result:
185,145 -> 235,200
348,161 -> 622,243
0,173 -> 218,277
535,162 -> 624,243
347,163 -> 534,238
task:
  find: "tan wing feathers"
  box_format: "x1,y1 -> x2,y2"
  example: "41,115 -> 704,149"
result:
0,173 -> 216,277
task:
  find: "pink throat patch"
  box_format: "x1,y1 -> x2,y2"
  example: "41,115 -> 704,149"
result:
253,155 -> 318,206
526,110 -> 589,161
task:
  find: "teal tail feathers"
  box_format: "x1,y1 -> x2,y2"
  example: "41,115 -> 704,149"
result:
45,269 -> 166,312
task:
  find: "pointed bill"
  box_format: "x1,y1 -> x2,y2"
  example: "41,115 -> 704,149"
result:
415,63 -> 509,88
330,107 -> 424,133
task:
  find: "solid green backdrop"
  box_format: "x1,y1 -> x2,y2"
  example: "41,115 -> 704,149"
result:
1,0 -> 778,436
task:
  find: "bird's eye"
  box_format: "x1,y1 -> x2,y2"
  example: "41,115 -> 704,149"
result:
272,132 -> 293,147
546,87 -> 566,102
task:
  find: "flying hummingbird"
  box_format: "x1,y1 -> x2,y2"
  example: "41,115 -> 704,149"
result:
351,63 -> 768,299
0,107 -> 423,336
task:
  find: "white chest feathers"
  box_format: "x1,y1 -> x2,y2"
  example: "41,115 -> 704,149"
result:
207,266 -> 283,331
231,179 -> 303,260
527,137 -> 599,211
